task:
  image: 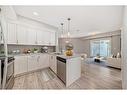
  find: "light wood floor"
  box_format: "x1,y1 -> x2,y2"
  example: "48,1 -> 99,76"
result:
13,63 -> 122,89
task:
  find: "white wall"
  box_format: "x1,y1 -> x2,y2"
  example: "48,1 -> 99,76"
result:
59,38 -> 86,54
122,6 -> 127,89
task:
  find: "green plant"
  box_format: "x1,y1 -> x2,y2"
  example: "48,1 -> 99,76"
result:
0,50 -> 4,54
33,48 -> 38,51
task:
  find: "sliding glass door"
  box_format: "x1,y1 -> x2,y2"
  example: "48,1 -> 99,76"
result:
90,38 -> 111,57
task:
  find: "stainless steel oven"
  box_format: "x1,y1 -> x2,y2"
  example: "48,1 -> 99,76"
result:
1,56 -> 15,89
5,57 -> 14,89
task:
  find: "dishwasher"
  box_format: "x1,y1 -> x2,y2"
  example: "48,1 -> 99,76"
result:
57,56 -> 66,84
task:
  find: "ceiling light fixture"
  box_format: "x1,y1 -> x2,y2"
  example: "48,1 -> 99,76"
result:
65,18 -> 71,43
33,12 -> 39,16
67,18 -> 71,38
61,23 -> 64,38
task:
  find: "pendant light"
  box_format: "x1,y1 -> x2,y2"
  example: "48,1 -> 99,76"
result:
65,18 -> 71,43
65,18 -> 74,56
61,23 -> 64,38
67,18 -> 71,38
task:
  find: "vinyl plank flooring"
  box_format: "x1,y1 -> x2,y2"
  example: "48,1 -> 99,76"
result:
13,63 -> 122,89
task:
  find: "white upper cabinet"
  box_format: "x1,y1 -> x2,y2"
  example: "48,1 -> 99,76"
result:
17,25 -> 27,45
42,31 -> 50,45
7,22 -> 17,44
50,32 -> 56,46
36,30 -> 43,45
5,20 -> 56,46
37,30 -> 56,46
27,28 -> 37,45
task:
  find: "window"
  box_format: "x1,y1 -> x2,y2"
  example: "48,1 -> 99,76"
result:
90,39 -> 111,57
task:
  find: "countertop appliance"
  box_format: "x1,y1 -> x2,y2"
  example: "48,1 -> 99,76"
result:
0,56 -> 15,89
57,56 -> 66,84
41,46 -> 48,53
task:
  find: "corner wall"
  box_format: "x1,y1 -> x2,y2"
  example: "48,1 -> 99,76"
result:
122,6 -> 127,89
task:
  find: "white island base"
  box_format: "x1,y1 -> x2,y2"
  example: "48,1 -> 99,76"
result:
57,55 -> 81,87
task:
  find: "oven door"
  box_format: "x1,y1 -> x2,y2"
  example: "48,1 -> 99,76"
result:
5,60 -> 14,89
6,61 -> 14,82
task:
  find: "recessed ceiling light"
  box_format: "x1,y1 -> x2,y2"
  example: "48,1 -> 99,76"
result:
33,12 -> 39,16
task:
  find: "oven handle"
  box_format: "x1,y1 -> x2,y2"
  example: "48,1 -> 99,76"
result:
7,61 -> 14,67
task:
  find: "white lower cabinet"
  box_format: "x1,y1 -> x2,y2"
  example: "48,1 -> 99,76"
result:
27,55 -> 38,72
38,54 -> 49,69
49,55 -> 57,73
14,55 -> 28,76
14,54 -> 50,76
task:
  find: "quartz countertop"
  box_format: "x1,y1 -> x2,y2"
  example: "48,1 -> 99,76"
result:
8,53 -> 51,56
57,54 -> 81,59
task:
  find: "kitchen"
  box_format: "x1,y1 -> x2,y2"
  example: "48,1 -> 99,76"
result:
0,6 -> 81,89
1,0 -> 127,95
0,5 -> 125,90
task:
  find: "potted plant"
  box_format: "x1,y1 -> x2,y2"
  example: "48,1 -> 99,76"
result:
33,48 -> 38,53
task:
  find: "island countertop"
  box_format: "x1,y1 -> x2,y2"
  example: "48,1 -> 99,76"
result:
57,54 -> 81,59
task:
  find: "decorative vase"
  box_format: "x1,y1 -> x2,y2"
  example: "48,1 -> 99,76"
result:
65,49 -> 73,56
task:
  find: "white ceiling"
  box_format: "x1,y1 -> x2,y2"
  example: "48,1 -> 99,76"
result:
13,6 -> 124,37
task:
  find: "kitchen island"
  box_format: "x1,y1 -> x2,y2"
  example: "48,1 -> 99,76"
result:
57,55 -> 81,87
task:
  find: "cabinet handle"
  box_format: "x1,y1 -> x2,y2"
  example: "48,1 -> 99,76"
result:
17,40 -> 18,43
37,56 -> 40,62
35,41 -> 38,44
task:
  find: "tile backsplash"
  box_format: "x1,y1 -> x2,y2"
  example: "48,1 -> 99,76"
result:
7,45 -> 56,54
